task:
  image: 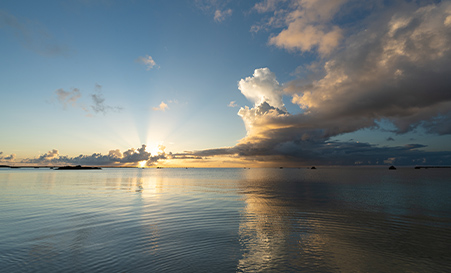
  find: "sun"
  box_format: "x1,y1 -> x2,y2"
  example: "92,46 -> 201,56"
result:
145,142 -> 164,156
139,160 -> 147,168
148,146 -> 160,156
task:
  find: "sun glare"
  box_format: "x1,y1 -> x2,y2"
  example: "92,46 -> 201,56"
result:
139,160 -> 147,168
146,142 -> 163,156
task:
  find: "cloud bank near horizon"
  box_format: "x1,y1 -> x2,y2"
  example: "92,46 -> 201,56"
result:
16,145 -> 169,166
0,152 -> 16,163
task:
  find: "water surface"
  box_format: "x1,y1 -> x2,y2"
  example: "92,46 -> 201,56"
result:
1,167 -> 450,272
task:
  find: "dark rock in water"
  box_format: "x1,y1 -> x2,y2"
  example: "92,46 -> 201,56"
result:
311,166 -> 316,169
55,165 -> 101,170
389,165 -> 396,170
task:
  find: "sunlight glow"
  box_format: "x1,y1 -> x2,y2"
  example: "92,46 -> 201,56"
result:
146,142 -> 163,156
139,160 -> 147,168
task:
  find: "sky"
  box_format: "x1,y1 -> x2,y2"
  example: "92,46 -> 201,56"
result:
1,0 -> 451,167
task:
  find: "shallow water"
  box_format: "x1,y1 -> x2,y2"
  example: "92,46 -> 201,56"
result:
1,167 -> 450,272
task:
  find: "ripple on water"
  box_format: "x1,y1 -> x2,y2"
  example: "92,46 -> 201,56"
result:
1,168 -> 451,272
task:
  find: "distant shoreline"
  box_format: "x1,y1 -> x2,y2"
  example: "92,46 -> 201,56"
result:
1,165 -> 451,169
414,166 -> 451,169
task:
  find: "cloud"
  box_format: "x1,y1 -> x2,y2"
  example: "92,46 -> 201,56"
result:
195,0 -> 232,22
145,145 -> 168,166
152,101 -> 169,111
238,68 -> 286,110
185,136 -> 451,166
214,9 -> 232,22
0,10 -> 70,56
55,88 -> 82,109
288,1 -> 451,135
39,149 -> 59,160
20,145 -> 167,166
253,0 -> 347,55
228,101 -> 238,107
253,0 -> 282,13
0,152 -> 16,162
90,83 -> 122,114
121,145 -> 151,163
187,2 -> 451,168
238,101 -> 288,138
54,84 -> 122,115
137,55 -> 158,70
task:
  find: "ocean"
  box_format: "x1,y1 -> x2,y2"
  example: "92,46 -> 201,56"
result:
1,167 -> 450,272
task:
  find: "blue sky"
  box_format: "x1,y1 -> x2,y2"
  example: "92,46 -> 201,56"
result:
1,0 -> 451,167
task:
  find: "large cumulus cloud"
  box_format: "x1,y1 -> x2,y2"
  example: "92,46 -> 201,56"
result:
288,1 -> 451,135
185,1 -> 451,166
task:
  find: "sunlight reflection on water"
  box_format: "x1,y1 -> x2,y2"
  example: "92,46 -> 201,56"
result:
1,167 -> 450,272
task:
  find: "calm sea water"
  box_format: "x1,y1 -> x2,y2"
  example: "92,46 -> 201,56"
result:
1,167 -> 450,272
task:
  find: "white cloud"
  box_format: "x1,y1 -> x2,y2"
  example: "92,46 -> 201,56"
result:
152,101 -> 169,111
238,68 -> 285,110
254,0 -> 348,55
137,55 -> 158,70
269,24 -> 342,55
238,101 -> 288,138
194,0 -> 233,22
214,9 -> 232,22
228,101 -> 238,107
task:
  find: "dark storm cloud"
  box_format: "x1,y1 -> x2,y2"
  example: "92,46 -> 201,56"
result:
186,140 -> 451,166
